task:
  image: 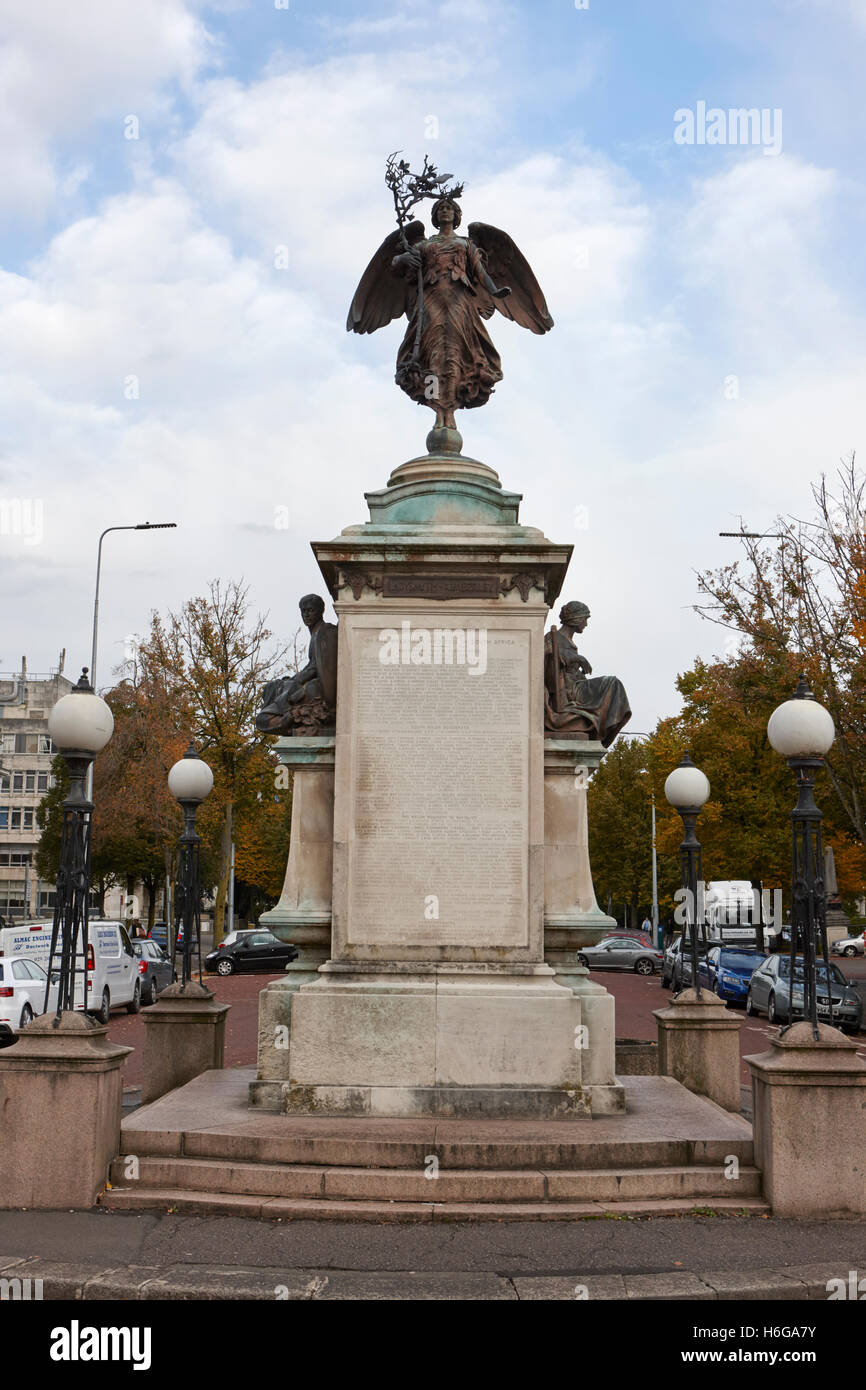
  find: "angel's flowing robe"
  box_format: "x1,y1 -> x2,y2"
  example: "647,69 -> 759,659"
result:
395,234 -> 503,412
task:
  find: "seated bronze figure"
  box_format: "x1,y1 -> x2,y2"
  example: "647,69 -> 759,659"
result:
257,595 -> 337,737
544,601 -> 631,747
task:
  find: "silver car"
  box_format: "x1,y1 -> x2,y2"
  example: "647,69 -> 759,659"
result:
746,954 -> 863,1033
578,935 -> 664,976
831,934 -> 865,958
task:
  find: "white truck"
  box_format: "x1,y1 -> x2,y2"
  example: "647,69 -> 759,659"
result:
0,919 -> 141,1020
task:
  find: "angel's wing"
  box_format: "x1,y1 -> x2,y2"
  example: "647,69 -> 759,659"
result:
468,222 -> 554,334
346,220 -> 425,334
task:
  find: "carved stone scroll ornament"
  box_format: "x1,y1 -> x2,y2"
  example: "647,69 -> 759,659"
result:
500,572 -> 544,603
339,570 -> 384,601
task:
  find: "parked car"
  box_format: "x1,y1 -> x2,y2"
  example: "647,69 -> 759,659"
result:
0,955 -> 60,1042
599,928 -> 655,949
746,954 -> 863,1032
218,930 -> 257,949
0,919 -> 141,1021
133,939 -> 175,1004
148,921 -> 169,949
698,945 -> 768,1005
831,934 -> 865,958
204,931 -> 299,976
577,935 -> 664,976
661,935 -> 695,989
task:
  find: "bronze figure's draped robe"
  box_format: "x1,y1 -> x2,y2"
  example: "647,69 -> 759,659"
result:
544,626 -> 632,748
347,198 -> 552,432
395,234 -> 503,413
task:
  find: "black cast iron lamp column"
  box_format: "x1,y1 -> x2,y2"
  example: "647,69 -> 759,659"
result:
767,675 -> 835,1040
664,753 -> 711,999
168,741 -> 213,988
44,669 -> 114,1020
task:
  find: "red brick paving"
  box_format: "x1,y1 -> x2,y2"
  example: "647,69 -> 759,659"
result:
108,971 -> 284,1088
107,961 -> 866,1092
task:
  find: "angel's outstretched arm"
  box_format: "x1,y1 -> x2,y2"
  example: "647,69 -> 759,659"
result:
470,241 -> 511,299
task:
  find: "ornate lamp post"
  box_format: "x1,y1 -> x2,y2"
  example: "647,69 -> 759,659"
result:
664,753 -> 711,998
168,742 -> 213,988
44,669 -> 114,1018
767,674 -> 836,1040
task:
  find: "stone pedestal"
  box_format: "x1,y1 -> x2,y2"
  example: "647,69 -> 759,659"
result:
543,739 -> 623,1112
747,1021 -> 866,1217
0,1012 -> 131,1208
141,981 -> 229,1105
265,442 -> 622,1118
543,739 -> 617,944
252,738 -> 334,1108
654,987 -> 742,1112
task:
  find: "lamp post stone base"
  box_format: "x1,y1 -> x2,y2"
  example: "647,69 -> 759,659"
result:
141,981 -> 229,1105
747,1021 -> 866,1217
0,1012 -> 132,1209
654,988 -> 742,1112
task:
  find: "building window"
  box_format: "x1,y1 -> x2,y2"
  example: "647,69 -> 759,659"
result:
10,809 -> 21,829
0,735 -> 12,754
37,773 -> 48,793
22,809 -> 33,830
0,807 -> 7,829
0,880 -> 26,916
25,772 -> 35,793
38,735 -> 53,755
12,772 -> 23,792
0,775 -> 8,793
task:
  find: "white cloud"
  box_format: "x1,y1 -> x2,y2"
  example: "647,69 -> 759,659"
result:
0,0 -> 219,219
1,3 -> 864,737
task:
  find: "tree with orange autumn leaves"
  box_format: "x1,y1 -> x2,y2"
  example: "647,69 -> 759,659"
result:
38,580 -> 296,934
589,458 -> 866,925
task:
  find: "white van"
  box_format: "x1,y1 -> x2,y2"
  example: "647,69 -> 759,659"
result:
0,919 -> 141,1020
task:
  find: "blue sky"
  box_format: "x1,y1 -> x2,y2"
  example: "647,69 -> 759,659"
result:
1,0 -> 864,728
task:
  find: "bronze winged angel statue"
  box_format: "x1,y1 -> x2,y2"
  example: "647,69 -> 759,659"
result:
347,155 -> 553,443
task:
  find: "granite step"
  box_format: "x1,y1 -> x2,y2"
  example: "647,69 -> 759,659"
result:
106,1154 -> 763,1204
99,1187 -> 770,1222
119,1124 -> 754,1172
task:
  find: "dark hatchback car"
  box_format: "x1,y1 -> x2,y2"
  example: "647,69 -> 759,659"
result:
132,939 -> 175,1004
698,945 -> 768,1005
205,930 -> 299,977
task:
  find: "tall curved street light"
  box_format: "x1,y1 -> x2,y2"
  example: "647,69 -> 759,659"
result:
86,521 -> 177,798
767,674 -> 836,1039
664,753 -> 711,998
619,732 -> 660,946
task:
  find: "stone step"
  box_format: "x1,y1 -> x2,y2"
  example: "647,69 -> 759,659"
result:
100,1186 -> 770,1222
107,1155 -> 763,1204
120,1123 -> 754,1173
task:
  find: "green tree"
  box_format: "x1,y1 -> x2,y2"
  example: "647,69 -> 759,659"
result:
135,579 -> 288,941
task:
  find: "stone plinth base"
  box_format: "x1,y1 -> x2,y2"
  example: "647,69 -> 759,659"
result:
258,961 -> 624,1118
543,740 -> 617,947
747,1021 -> 866,1217
654,988 -> 741,1112
0,1012 -> 131,1208
255,737 -> 334,1096
141,982 -> 230,1105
